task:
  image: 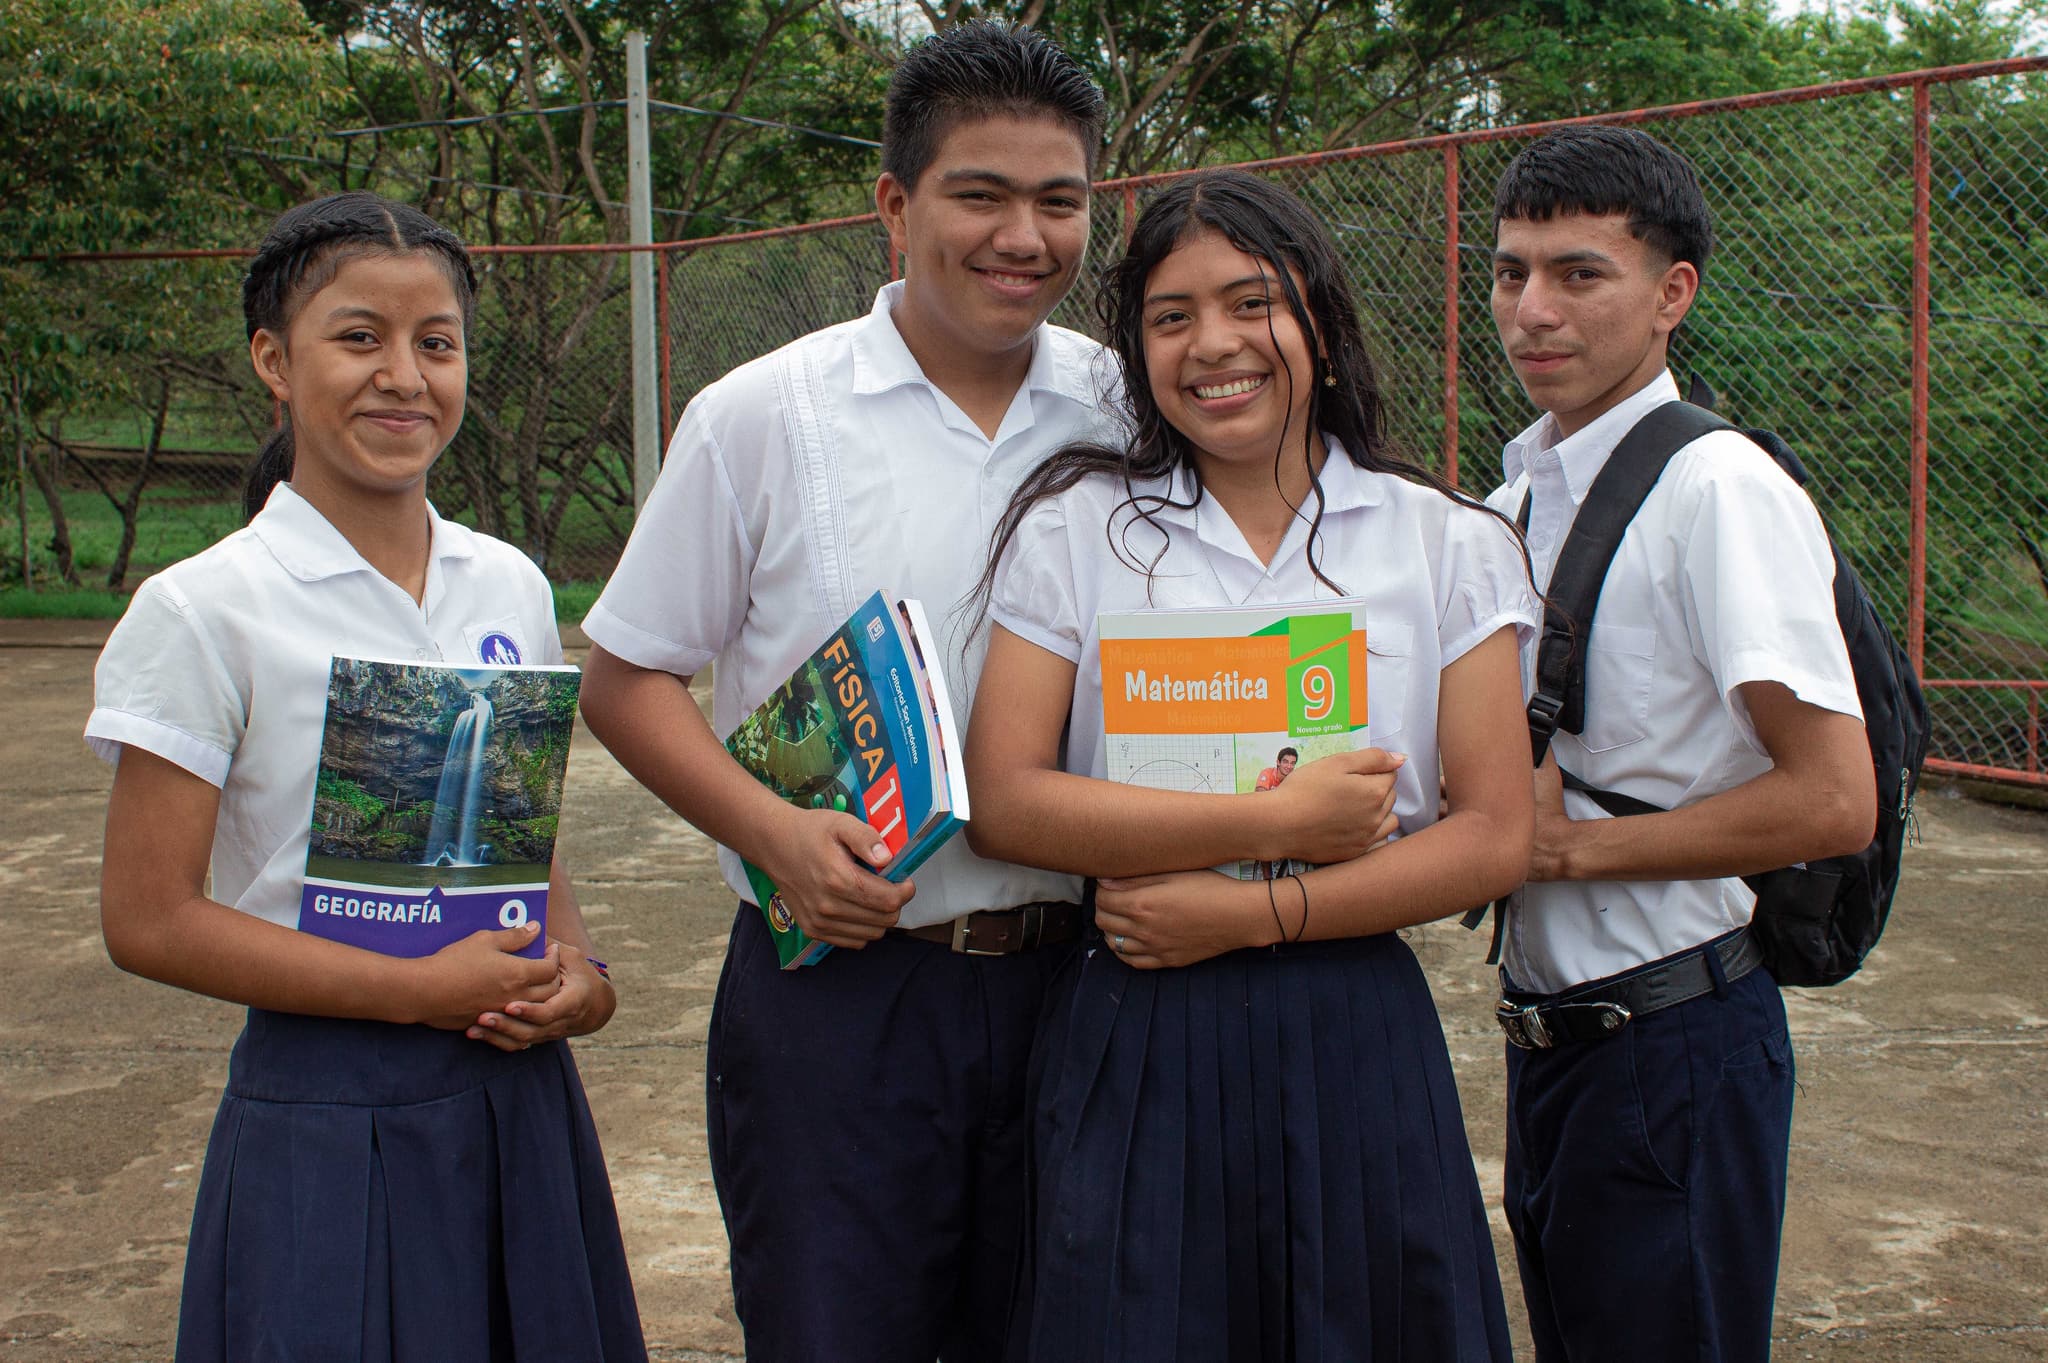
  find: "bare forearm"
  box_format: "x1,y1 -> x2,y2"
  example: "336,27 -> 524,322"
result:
578,650 -> 796,867
105,892 -> 432,1023
1540,765 -> 1872,883
1298,806 -> 1531,939
965,766 -> 1281,877
545,858 -> 594,955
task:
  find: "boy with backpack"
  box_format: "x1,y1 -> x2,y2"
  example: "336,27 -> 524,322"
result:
1483,126 -> 1881,1361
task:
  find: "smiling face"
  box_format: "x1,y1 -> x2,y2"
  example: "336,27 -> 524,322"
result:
1490,210 -> 1698,438
1141,229 -> 1319,478
876,112 -> 1092,377
250,251 -> 466,506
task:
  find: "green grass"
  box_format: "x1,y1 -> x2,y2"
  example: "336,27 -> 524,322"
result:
3,578 -> 607,625
552,579 -> 604,626
0,585 -> 131,618
59,409 -> 258,454
7,479 -> 245,588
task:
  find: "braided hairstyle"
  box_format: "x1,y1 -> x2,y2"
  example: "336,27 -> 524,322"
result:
241,192 -> 478,520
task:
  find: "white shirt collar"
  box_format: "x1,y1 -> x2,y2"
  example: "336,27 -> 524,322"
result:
1500,369 -> 1681,504
252,481 -> 475,584
848,280 -> 1098,406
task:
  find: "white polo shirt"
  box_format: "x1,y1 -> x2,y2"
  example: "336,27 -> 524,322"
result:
990,443 -> 1539,834
1485,370 -> 1863,994
583,281 -> 1123,928
85,482 -> 563,928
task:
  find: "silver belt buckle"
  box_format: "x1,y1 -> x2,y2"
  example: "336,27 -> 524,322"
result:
951,910 -> 1008,956
1497,1000 -> 1554,1049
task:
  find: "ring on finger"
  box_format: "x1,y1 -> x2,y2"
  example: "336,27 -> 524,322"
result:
1112,934 -> 1127,953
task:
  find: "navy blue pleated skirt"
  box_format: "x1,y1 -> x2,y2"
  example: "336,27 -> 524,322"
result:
175,1010 -> 646,1363
1019,932 -> 1511,1363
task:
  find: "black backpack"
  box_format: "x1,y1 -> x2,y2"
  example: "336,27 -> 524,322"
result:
1513,398 -> 1929,988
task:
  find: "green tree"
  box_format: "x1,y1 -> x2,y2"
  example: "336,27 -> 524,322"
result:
2,0 -> 339,585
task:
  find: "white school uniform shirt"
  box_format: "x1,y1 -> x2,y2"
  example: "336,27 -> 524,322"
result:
989,442 -> 1539,834
583,281 -> 1124,929
1485,370 -> 1863,994
85,482 -> 564,928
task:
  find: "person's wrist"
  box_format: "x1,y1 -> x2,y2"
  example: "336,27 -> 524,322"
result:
386,956 -> 431,1026
1244,792 -> 1283,863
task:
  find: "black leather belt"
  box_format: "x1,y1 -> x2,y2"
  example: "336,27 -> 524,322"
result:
1497,928 -> 1763,1049
889,902 -> 1085,955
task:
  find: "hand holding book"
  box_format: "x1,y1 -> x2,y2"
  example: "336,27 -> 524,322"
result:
752,805 -> 915,948
1255,747 -> 1406,865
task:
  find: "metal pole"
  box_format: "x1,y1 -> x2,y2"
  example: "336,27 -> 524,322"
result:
1442,145 -> 1461,488
1909,82 -> 1930,677
626,31 -> 659,513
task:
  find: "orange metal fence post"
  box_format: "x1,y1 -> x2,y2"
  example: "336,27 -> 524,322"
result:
1909,82 -> 1931,678
1442,144 -> 1461,487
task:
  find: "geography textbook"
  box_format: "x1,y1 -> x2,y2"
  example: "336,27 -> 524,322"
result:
725,592 -> 970,968
1099,601 -> 1368,881
300,657 -> 581,959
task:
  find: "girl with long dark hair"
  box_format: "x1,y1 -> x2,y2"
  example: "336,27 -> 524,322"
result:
967,169 -> 1532,1360
88,192 -> 644,1362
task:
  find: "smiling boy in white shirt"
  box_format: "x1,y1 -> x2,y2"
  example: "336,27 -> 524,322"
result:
577,22 -> 1124,1363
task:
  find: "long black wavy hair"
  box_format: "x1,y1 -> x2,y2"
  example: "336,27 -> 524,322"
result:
972,168 -> 1520,617
241,191 -> 478,520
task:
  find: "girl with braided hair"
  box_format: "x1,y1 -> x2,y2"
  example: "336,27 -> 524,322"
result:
87,192 -> 645,1362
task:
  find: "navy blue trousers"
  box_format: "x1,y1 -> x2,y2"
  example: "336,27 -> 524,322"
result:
706,903 -> 1072,1363
1504,957 -> 1795,1363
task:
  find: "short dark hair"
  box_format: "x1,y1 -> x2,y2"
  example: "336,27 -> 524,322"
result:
1493,126 -> 1713,276
881,21 -> 1105,189
1278,747 -> 1299,762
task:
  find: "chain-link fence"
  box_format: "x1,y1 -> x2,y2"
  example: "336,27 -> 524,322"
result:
23,57 -> 2048,788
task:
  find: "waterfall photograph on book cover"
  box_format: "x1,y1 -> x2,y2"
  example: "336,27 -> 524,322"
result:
300,657 -> 582,959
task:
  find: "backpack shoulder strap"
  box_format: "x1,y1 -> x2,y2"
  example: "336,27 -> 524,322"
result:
1527,401 -> 1734,763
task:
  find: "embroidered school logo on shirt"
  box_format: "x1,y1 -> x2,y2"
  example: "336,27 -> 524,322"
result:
479,632 -> 522,665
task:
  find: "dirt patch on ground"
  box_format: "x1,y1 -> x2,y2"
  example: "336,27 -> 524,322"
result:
2,627 -> 2043,1361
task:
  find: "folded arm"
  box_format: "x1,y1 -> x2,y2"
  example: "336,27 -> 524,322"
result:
101,745 -> 558,1029
1529,680 -> 1875,883
576,643 -> 912,947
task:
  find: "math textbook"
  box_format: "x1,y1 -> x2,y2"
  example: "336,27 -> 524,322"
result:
725,592 -> 971,968
1099,602 -> 1367,881
300,657 -> 581,959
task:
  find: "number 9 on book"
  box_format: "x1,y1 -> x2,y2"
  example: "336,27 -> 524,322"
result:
499,899 -> 530,929
1300,664 -> 1335,722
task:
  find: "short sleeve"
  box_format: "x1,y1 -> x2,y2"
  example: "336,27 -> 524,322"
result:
581,398 -> 754,675
84,576 -> 243,785
988,499 -> 1083,663
1680,442 -> 1862,735
1438,504 -> 1540,669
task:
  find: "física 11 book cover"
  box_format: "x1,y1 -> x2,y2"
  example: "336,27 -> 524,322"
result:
724,592 -> 970,968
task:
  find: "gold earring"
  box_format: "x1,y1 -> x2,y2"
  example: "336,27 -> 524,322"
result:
1323,373 -> 1337,388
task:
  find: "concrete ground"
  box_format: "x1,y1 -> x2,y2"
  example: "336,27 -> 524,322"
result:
1,620 -> 2043,1361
